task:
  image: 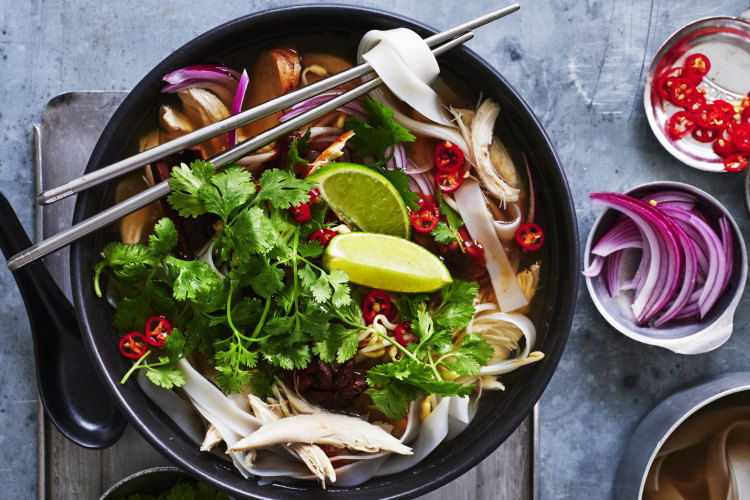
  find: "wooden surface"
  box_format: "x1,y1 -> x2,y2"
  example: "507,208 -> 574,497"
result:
35,91 -> 535,499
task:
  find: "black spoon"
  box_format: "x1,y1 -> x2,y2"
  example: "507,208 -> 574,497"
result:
0,193 -> 126,448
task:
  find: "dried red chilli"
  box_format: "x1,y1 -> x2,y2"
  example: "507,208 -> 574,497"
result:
362,290 -> 392,323
119,332 -> 147,359
145,316 -> 172,347
515,223 -> 544,251
434,141 -> 465,172
436,168 -> 465,193
307,228 -> 336,248
410,194 -> 440,233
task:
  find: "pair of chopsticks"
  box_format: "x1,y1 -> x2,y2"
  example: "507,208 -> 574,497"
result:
7,3 -> 519,271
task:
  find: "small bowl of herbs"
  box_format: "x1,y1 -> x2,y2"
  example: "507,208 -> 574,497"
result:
100,467 -> 230,500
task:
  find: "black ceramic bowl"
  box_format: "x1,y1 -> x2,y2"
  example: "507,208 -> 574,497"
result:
71,5 -> 577,499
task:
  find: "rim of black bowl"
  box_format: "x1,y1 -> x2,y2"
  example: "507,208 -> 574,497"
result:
71,5 -> 578,499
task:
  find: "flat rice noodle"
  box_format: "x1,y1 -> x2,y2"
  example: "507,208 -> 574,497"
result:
454,179 -> 528,312
136,370 -> 204,444
377,396 -> 451,476
358,28 -> 450,126
645,407 -> 750,500
493,202 -> 522,244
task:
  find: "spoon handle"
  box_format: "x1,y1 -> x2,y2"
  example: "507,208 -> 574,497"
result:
0,193 -> 126,449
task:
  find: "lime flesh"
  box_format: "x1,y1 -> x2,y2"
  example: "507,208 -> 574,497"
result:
323,232 -> 452,293
307,163 -> 411,239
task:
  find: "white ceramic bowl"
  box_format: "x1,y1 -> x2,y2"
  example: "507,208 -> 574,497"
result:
584,181 -> 747,354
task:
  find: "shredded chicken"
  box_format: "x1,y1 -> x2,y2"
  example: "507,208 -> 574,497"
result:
201,424 -> 223,452
247,394 -> 336,487
449,100 -> 520,206
228,412 -> 413,455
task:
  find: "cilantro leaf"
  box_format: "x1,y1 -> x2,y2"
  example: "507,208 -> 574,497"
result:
344,97 -> 415,164
167,160 -> 214,218
146,359 -> 186,389
149,217 -> 179,259
200,166 -> 256,222
255,169 -> 314,209
231,257 -> 283,299
377,166 -> 420,211
368,358 -> 473,419
163,327 -> 186,361
286,129 -> 311,171
432,221 -> 457,244
224,206 -> 276,259
164,257 -> 223,302
443,333 -> 494,376
313,323 -> 360,363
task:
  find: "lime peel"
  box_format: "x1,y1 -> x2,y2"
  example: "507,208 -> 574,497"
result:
323,232 -> 452,293
307,162 -> 411,239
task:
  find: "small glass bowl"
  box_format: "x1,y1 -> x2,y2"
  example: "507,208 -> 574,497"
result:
583,181 -> 747,354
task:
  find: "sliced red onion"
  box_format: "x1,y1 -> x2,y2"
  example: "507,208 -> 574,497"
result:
590,193 -> 681,323
404,158 -> 433,175
587,190 -> 734,326
279,92 -> 366,122
411,172 -> 435,197
228,69 -> 249,148
583,255 -> 604,277
653,220 -> 696,326
719,216 -> 733,295
591,219 -> 642,257
606,249 -> 629,298
659,206 -> 727,319
162,65 -> 239,104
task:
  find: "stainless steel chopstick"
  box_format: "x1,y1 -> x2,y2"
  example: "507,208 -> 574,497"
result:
7,32 -> 475,271
36,3 -> 519,206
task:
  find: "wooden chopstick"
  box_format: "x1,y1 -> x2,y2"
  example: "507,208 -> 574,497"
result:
36,3 -> 519,206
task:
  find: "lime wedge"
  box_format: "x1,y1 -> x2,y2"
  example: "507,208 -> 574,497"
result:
307,163 -> 411,239
323,233 -> 452,293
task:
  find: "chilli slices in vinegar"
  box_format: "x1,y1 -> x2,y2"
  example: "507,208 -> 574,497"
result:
94,26 -> 547,487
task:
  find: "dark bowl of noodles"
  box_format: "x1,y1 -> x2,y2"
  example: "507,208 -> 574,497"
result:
70,4 -> 578,499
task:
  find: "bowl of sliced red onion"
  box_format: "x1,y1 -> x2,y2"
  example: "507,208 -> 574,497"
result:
584,181 -> 747,354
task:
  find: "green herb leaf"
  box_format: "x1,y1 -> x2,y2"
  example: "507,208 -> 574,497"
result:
167,160 -> 215,218
145,359 -> 186,390
255,169 -> 314,209
149,218 -> 179,259
344,97 -> 415,164
377,166 -> 420,211
200,166 -> 256,222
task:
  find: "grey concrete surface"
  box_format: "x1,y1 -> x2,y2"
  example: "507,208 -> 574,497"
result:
2,1 -> 750,499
